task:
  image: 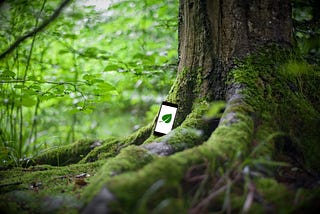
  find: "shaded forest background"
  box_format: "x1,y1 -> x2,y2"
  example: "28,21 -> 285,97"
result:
0,0 -> 179,167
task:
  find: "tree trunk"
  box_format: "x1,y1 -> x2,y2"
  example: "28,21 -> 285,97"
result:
1,0 -> 320,213
170,0 -> 292,124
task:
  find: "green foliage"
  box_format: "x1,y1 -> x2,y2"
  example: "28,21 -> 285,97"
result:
0,0 -> 178,166
292,0 -> 320,63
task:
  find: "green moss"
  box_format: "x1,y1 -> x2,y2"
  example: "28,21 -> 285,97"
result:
93,103 -> 255,213
225,177 -> 296,213
203,110 -> 254,163
292,188 -> 320,213
105,148 -> 204,213
82,145 -> 155,204
229,46 -> 320,173
80,123 -> 153,163
0,160 -> 104,213
100,110 -> 263,213
255,178 -> 294,212
204,101 -> 226,118
78,138 -> 120,163
281,60 -> 313,78
32,138 -> 108,166
279,94 -> 320,171
166,67 -> 199,125
121,123 -> 153,146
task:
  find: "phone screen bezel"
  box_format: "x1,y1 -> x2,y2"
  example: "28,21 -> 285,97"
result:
153,101 -> 178,136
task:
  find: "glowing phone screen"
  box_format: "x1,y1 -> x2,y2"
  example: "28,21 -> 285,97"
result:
154,101 -> 178,136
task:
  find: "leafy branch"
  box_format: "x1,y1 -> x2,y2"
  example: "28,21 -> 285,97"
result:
0,79 -> 86,86
0,0 -> 72,60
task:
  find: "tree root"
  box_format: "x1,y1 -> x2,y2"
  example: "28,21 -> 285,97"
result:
81,87 -> 258,213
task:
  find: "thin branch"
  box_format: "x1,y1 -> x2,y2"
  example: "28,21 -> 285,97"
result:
0,80 -> 25,83
0,0 -> 72,60
23,0 -> 47,81
0,79 -> 85,85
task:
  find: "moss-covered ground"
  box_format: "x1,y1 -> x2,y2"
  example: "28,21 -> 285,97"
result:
1,46 -> 320,213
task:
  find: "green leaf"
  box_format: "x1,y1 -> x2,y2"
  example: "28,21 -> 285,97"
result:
161,114 -> 172,123
14,85 -> 26,89
58,49 -> 70,54
83,47 -> 99,57
99,55 -> 110,60
63,33 -> 78,39
67,108 -> 79,114
21,96 -> 37,107
104,64 -> 120,71
133,53 -> 145,59
0,70 -> 16,79
83,108 -> 93,114
27,75 -> 37,81
83,74 -> 93,81
83,74 -> 101,82
91,79 -> 104,84
97,82 -> 116,92
30,85 -> 41,91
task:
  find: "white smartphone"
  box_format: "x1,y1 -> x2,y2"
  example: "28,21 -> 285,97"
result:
154,101 -> 178,136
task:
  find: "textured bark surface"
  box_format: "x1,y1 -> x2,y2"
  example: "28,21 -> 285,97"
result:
171,0 -> 293,119
170,0 -> 216,121
207,0 -> 293,60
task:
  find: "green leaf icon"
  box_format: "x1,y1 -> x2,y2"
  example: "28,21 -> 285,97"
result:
162,114 -> 172,123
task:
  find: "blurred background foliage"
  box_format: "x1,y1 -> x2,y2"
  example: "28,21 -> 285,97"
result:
0,0 -> 178,166
292,0 -> 320,63
0,0 -> 319,167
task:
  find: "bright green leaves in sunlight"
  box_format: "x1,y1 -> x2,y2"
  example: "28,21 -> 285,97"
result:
21,96 -> 37,107
0,0 -> 178,166
104,64 -> 121,72
161,114 -> 172,123
0,70 -> 16,80
83,73 -> 117,99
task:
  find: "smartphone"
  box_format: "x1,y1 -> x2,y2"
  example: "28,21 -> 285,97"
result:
154,101 -> 178,136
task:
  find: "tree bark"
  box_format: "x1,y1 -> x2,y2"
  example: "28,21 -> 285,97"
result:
170,0 -> 293,124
